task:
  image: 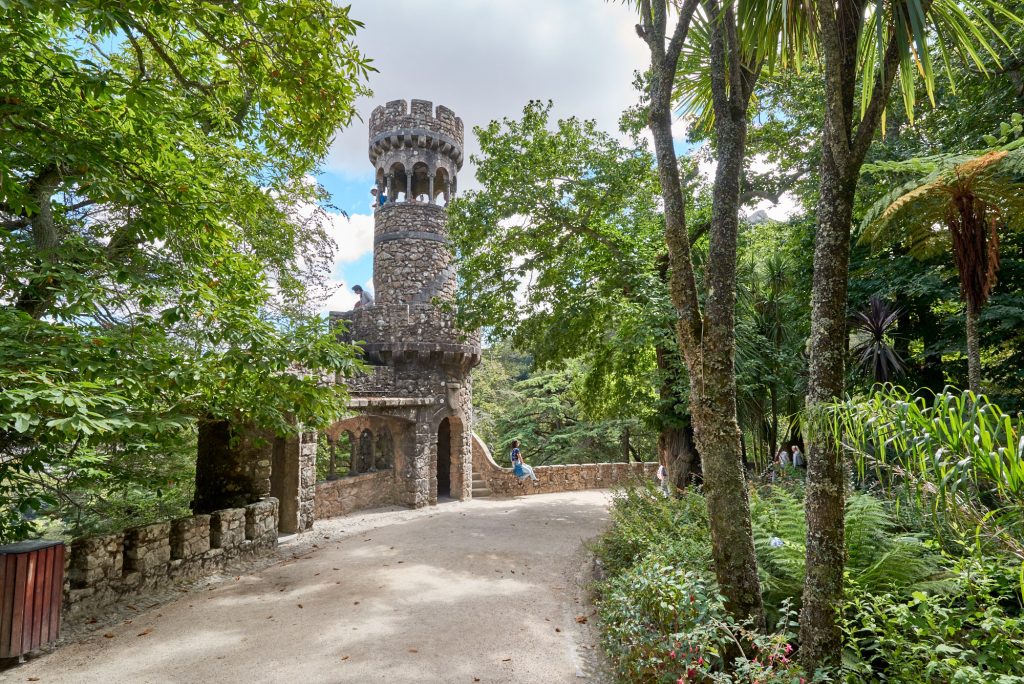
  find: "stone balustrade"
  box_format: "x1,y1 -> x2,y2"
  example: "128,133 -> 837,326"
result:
63,498 -> 279,619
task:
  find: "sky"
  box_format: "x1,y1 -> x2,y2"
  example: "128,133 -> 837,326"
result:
315,1 -> 795,312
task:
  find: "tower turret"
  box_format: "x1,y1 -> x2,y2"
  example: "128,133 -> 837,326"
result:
329,99 -> 478,509
368,100 -> 463,307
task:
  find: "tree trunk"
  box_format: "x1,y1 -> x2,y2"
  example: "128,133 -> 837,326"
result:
800,127 -> 858,674
639,0 -> 763,630
694,109 -> 764,630
800,0 -> 909,669
965,304 -> 982,395
659,423 -> 700,489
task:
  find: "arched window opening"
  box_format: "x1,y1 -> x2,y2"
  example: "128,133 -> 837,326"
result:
432,167 -> 452,205
388,163 -> 407,203
411,161 -> 431,203
356,429 -> 375,473
375,428 -> 394,470
316,431 -> 352,482
433,168 -> 451,206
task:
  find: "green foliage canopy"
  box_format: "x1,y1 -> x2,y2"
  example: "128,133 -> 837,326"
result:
0,1 -> 372,541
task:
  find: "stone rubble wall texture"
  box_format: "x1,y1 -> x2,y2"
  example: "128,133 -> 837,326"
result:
298,430 -> 317,531
471,434 -> 659,497
335,303 -> 481,370
373,204 -> 456,306
62,498 -> 279,620
314,470 -> 396,519
369,99 -> 464,147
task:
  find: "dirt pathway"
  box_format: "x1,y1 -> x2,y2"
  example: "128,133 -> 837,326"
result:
3,491 -> 615,684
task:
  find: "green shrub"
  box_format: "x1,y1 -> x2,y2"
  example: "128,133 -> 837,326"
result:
751,488 -> 950,620
595,483 -> 1024,683
594,483 -> 711,577
598,559 -> 803,683
842,570 -> 1024,682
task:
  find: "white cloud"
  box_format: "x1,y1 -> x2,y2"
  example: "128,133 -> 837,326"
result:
324,211 -> 375,264
327,1 -> 649,190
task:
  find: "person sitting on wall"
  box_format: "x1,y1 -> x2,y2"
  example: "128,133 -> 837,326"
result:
371,187 -> 387,208
509,439 -> 538,485
352,284 -> 374,309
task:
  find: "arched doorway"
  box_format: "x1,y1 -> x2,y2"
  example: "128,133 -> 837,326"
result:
437,418 -> 452,498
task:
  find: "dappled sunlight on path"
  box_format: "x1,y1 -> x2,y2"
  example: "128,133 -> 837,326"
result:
3,492 -> 614,684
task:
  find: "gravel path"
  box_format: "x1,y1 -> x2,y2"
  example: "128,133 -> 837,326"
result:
2,491 -> 615,684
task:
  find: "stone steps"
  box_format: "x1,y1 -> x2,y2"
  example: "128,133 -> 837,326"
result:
471,472 -> 491,498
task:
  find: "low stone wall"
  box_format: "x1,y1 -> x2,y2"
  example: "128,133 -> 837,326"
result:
63,498 -> 279,620
314,470 -> 396,519
471,435 -> 658,496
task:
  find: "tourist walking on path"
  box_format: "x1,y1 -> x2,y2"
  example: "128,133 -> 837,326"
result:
656,461 -> 670,496
791,444 -> 805,468
777,447 -> 791,468
510,439 -> 538,483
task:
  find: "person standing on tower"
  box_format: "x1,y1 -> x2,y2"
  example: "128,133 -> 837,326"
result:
371,186 -> 386,209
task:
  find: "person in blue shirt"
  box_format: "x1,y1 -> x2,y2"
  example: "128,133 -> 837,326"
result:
509,440 -> 538,483
371,187 -> 387,208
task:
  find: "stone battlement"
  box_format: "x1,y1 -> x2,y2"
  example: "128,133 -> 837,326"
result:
63,498 -> 279,619
368,99 -> 464,169
369,99 -> 464,144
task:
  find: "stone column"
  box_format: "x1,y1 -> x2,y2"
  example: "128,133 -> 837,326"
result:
386,173 -> 394,202
428,176 -> 435,204
327,439 -> 337,480
349,438 -> 359,476
405,172 -> 412,202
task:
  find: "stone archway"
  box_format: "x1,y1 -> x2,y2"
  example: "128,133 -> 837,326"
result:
433,415 -> 466,502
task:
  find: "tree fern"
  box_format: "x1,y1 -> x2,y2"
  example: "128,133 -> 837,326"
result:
752,489 -> 949,616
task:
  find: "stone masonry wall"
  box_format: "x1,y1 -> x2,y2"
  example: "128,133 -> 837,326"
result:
299,430 -> 317,531
373,203 -> 455,306
369,99 -> 464,146
335,304 -> 481,357
314,470 -> 396,519
63,498 -> 279,620
471,435 -> 658,497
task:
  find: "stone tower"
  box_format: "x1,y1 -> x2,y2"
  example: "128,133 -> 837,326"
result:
331,99 -> 480,508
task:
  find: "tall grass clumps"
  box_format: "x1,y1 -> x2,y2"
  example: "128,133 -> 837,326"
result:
834,385 -> 1024,561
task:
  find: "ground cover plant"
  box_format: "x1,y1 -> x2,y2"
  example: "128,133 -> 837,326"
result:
595,482 -> 1024,682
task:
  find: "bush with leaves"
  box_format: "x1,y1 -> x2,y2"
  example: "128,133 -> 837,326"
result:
751,487 -> 949,624
842,559 -> 1024,682
0,1 -> 371,542
599,560 -> 804,683
595,484 -> 1024,682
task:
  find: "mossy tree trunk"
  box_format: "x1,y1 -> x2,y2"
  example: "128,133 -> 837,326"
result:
801,0 -> 903,672
638,0 -> 765,630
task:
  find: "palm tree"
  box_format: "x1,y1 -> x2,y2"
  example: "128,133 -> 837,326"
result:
859,134 -> 1024,394
629,0 -> 1017,671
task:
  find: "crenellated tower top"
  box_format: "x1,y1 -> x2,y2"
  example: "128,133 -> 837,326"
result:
369,99 -> 463,205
